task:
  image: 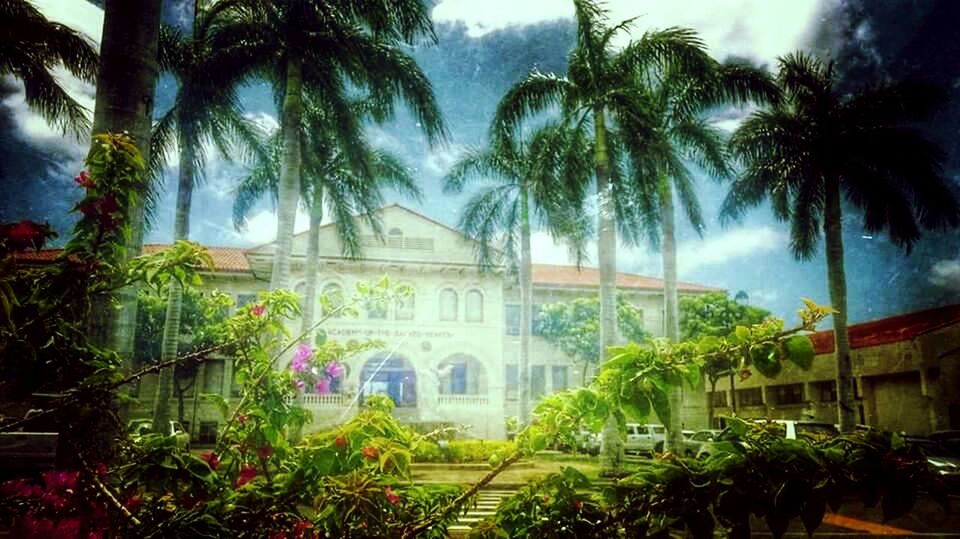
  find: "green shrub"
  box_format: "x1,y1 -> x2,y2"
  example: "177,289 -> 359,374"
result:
413,440 -> 515,464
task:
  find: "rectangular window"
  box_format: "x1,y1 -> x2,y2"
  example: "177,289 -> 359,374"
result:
203,360 -> 225,395
736,387 -> 764,407
770,383 -> 804,405
505,364 -> 518,400
551,366 -> 569,392
198,421 -> 218,444
230,363 -> 242,398
531,304 -> 544,336
710,391 -> 728,407
531,365 -> 546,400
450,363 -> 467,394
505,304 -> 520,336
396,295 -> 414,320
816,380 -> 837,402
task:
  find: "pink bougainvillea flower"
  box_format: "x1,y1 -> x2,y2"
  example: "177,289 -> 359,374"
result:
235,465 -> 257,488
94,462 -> 108,479
361,446 -> 379,460
293,379 -> 305,392
290,344 -> 312,373
385,486 -> 401,505
324,361 -> 344,379
201,451 -> 220,470
258,445 -> 274,459
42,470 -> 79,493
74,170 -> 94,189
251,304 -> 265,317
314,377 -> 330,395
7,220 -> 43,243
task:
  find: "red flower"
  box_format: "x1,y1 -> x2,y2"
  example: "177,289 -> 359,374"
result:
361,446 -> 379,460
258,445 -> 274,459
542,495 -> 550,504
4,220 -> 45,250
237,413 -> 249,425
42,470 -> 79,493
385,486 -> 401,505
575,500 -> 583,511
123,494 -> 143,513
235,465 -> 257,488
0,478 -> 41,498
251,304 -> 265,317
74,170 -> 95,189
201,451 -> 220,470
334,435 -> 347,448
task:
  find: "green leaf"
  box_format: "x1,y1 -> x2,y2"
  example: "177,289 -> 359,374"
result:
751,344 -> 781,378
622,395 -> 650,422
650,388 -> 671,427
734,326 -> 750,342
783,335 -> 815,370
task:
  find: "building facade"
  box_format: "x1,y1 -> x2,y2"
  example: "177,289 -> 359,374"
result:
25,205 -> 720,441
706,304 -> 960,434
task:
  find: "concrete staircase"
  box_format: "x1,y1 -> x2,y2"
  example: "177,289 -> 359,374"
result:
447,488 -> 515,537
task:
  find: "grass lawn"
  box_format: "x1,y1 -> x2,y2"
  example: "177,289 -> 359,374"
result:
410,451 -> 606,486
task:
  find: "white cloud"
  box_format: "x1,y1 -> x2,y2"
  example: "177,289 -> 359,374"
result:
244,111 -> 279,135
232,207 -> 316,245
2,0 -> 102,156
929,259 -> 960,292
432,0 -> 828,66
420,144 -> 465,176
530,224 -> 785,277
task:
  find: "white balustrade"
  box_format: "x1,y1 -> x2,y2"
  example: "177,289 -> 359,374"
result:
436,394 -> 489,407
287,393 -> 350,408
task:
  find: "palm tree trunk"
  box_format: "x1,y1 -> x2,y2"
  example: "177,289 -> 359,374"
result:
707,376 -> 717,429
151,129 -> 194,434
660,179 -> 683,453
62,0 -> 161,468
270,53 -> 303,291
301,191 -> 322,337
89,0 -> 162,356
518,188 -> 533,423
824,176 -> 856,432
594,107 -> 623,476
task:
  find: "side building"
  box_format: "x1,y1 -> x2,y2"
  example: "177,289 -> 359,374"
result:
18,204 -> 721,441
706,303 -> 960,434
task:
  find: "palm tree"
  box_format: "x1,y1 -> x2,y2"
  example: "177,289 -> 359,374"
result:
722,52 -> 960,432
225,0 -> 444,292
233,101 -> 421,340
494,0 -> 715,372
443,123 -> 592,423
0,0 -> 99,137
493,1 -> 723,461
149,1 -> 268,435
621,62 -> 778,451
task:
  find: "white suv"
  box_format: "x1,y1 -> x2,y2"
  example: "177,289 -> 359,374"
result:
624,423 -> 666,454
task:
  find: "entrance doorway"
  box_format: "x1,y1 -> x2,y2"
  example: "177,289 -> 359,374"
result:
360,355 -> 417,408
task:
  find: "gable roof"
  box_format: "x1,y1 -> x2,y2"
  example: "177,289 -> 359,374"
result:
247,203 -> 478,253
810,303 -> 960,354
531,264 -> 721,293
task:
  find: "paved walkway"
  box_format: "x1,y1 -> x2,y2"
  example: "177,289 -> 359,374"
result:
447,489 -> 514,537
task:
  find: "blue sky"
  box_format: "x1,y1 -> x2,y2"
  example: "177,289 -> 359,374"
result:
1,0 -> 958,325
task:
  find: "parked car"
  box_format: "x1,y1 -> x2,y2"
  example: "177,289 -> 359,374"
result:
905,436 -> 960,491
696,420 -> 839,459
928,430 -> 960,457
128,419 -> 191,450
683,429 -> 721,458
624,423 -> 666,455
573,429 -> 601,456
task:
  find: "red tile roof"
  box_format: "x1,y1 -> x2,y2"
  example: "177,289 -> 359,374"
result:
531,263 -> 721,293
13,244 -> 251,273
14,246 -> 721,291
811,303 -> 960,354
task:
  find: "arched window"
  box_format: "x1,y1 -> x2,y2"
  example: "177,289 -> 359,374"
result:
439,289 -> 458,321
388,227 -> 403,248
437,355 -> 487,395
465,289 -> 483,322
396,290 -> 415,321
321,283 -> 344,318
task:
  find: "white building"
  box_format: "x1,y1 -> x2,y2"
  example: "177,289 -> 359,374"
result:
125,205 -> 720,441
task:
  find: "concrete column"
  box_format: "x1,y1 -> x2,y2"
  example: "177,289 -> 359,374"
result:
223,358 -> 234,401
